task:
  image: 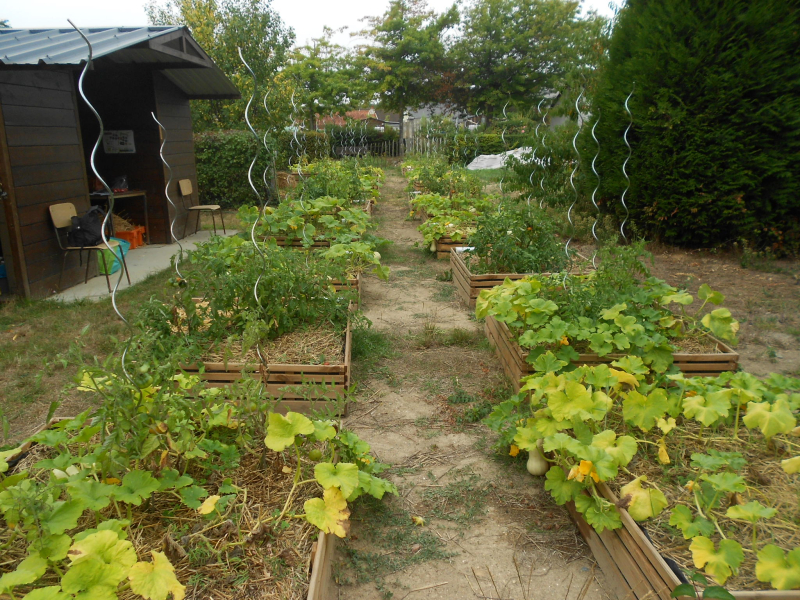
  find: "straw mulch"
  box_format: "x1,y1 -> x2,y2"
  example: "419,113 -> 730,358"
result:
607,420 -> 799,591
203,324 -> 345,366
2,447 -> 325,600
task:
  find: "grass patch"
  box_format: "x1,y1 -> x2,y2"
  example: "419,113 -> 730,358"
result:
432,283 -> 455,302
421,467 -> 488,527
338,496 -> 453,596
469,168 -> 506,183
352,326 -> 399,382
0,268 -> 175,440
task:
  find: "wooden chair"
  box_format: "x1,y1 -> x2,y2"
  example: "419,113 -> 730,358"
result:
179,179 -> 225,238
49,203 -> 131,293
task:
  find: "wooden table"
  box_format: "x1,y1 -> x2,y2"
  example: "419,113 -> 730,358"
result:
89,190 -> 150,244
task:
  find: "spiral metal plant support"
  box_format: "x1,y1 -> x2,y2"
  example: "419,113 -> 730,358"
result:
620,83 -> 635,243
528,99 -> 546,207
565,89 -> 585,275
499,101 -> 510,194
590,111 -> 601,268
238,49 -> 269,308
69,20 -> 134,382
261,87 -> 277,206
151,113 -> 184,279
539,104 -> 550,209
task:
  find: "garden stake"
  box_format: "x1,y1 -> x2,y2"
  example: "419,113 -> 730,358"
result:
70,20 -> 134,384
620,82 -> 635,242
152,113 -> 184,279
590,109 -> 601,268
565,88 -> 585,287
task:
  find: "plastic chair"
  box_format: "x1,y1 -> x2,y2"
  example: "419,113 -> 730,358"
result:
49,203 -> 131,293
179,179 -> 225,238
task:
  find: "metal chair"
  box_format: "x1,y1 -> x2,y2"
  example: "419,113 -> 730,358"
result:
49,203 -> 131,293
179,179 -> 225,238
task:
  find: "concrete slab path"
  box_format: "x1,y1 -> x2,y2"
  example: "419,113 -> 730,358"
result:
52,230 -> 238,302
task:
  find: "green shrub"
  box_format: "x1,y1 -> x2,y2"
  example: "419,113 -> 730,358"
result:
588,0 -> 800,253
464,202 -> 569,274
194,130 -> 334,209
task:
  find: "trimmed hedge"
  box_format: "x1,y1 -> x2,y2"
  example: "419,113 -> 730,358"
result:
194,130 -> 330,208
588,0 -> 800,253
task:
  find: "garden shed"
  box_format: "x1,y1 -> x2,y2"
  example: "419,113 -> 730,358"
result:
0,26 -> 240,299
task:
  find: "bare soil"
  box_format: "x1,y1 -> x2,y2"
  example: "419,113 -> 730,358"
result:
336,170 -> 609,600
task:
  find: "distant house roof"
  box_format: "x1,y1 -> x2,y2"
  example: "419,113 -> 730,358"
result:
0,27 -> 240,99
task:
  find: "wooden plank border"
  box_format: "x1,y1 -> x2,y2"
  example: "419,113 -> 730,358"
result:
483,315 -> 740,392
450,249 -> 531,308
435,235 -> 469,260
567,479 -> 800,600
181,314 -> 352,417
307,532 -> 338,600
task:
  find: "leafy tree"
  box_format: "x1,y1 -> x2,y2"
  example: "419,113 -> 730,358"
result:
588,0 -> 800,253
449,0 -> 608,123
283,28 -> 374,129
0,20 -> 10,28
362,0 -> 459,142
146,0 -> 294,131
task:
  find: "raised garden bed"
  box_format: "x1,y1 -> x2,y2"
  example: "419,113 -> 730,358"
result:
566,475 -> 800,600
331,273 -> 361,304
434,235 -> 470,260
451,248 -> 531,308
1,415 -> 352,600
272,236 -> 332,249
181,306 -> 352,416
484,314 -> 739,392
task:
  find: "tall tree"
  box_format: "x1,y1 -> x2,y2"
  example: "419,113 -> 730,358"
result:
283,28 -> 374,129
449,0 -> 607,122
589,0 -> 800,252
146,0 -> 294,131
362,0 -> 458,143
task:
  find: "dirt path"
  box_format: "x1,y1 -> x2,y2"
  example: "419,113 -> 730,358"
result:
334,169 -> 608,600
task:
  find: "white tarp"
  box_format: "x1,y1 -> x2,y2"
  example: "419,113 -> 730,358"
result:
466,147 -> 533,170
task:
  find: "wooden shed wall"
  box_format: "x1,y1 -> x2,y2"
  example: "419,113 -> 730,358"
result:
77,67 -> 167,243
0,70 -> 92,298
77,68 -> 198,244
153,72 -> 199,240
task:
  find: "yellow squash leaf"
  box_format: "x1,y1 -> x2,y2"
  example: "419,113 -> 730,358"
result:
657,438 -> 670,465
197,495 -> 220,515
128,551 -> 185,600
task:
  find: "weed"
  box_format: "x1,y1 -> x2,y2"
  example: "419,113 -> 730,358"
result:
432,284 -> 455,302
444,327 -> 480,347
458,401 -> 494,423
420,467 -> 487,527
421,378 -> 444,396
352,326 -> 398,381
447,387 -> 476,404
339,496 -> 453,594
435,269 -> 453,282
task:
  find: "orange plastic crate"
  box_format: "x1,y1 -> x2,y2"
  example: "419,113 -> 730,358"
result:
115,226 -> 145,249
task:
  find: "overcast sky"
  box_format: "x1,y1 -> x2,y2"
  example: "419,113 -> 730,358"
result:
5,0 -> 618,46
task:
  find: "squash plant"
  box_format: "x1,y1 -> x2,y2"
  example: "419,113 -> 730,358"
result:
238,196 -> 372,246
0,354 -> 396,600
484,357 -> 800,590
418,210 -> 480,250
319,241 -> 390,281
289,158 -> 383,202
476,246 -> 739,375
402,155 -> 483,197
410,193 -> 494,219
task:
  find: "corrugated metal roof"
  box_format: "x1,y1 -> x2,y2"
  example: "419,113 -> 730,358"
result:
0,27 -> 181,65
0,27 -> 241,99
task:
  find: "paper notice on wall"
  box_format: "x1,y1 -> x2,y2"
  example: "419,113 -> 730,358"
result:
103,130 -> 136,154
